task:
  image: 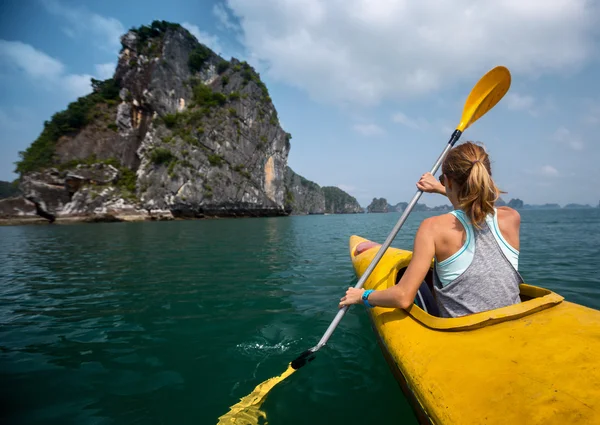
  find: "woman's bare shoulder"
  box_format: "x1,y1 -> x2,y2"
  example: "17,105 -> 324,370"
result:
496,206 -> 521,223
422,212 -> 460,231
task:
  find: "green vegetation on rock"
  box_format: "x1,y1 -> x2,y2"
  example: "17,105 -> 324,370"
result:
0,180 -> 20,199
162,113 -> 179,128
233,164 -> 251,179
167,160 -> 178,178
217,61 -> 230,74
129,20 -> 182,52
203,183 -> 213,198
191,82 -> 227,108
285,189 -> 294,208
189,45 -> 212,73
150,148 -> 176,165
15,79 -> 121,175
116,168 -> 137,194
239,62 -> 270,99
207,154 -> 224,167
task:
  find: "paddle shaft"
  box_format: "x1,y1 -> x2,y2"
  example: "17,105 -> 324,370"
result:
311,129 -> 463,352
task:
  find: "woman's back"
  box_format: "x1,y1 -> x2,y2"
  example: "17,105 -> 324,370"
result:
433,206 -> 520,264
430,207 -> 522,317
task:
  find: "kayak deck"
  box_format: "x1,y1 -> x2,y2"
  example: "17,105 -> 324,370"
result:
349,235 -> 600,425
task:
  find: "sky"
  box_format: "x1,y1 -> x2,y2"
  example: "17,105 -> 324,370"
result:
1,0 -> 599,207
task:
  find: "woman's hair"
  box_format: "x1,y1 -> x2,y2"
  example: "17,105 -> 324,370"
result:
442,142 -> 503,227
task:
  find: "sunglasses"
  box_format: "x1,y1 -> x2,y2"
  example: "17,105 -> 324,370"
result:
439,174 -> 445,186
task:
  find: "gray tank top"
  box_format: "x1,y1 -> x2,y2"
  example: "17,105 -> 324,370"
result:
433,216 -> 523,318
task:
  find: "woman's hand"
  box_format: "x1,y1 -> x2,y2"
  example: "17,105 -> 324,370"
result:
417,172 -> 446,195
339,287 -> 365,308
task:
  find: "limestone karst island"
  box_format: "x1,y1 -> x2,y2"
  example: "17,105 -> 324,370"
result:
0,21 -> 362,224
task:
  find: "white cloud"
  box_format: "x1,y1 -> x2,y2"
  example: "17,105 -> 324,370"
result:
539,165 -> 559,177
226,0 -> 598,105
0,40 -> 64,80
0,40 -> 112,100
182,22 -> 223,54
391,112 -> 429,130
41,0 -> 124,51
95,62 -> 116,80
504,93 -> 557,117
505,93 -> 536,115
553,126 -> 584,151
353,124 -> 385,137
213,3 -> 239,31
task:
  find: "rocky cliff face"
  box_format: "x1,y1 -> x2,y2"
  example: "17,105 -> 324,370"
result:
13,21 -> 291,221
284,168 -> 364,215
284,167 -> 325,214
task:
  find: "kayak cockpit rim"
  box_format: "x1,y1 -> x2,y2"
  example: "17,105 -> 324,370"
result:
405,283 -> 564,331
351,238 -> 564,332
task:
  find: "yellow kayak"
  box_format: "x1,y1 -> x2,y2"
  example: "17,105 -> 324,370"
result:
349,235 -> 600,425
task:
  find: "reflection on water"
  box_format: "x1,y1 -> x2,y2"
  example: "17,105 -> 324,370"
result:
0,209 -> 598,424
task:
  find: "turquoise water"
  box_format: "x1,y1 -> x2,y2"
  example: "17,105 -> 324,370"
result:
1,209 -> 599,424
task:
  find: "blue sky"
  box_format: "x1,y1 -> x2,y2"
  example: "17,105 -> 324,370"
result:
1,0 -> 599,207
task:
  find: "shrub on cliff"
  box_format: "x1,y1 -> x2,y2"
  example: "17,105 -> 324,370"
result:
130,20 -> 181,50
15,78 -> 121,175
162,113 -> 179,128
191,83 -> 227,107
116,168 -> 137,194
217,61 -> 230,74
207,154 -> 224,167
189,45 -> 212,73
91,78 -> 119,100
149,148 -> 175,165
240,62 -> 269,98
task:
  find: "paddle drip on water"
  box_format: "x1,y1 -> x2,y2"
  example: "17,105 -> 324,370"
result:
217,363 -> 296,424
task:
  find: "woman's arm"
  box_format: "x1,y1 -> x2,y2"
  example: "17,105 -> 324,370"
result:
417,172 -> 446,196
339,218 -> 436,309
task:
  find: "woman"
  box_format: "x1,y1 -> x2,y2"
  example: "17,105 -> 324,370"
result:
339,142 -> 523,318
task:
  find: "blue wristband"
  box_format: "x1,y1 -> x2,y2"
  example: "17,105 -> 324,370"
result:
362,289 -> 375,308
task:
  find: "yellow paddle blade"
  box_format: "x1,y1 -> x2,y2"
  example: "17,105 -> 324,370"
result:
457,66 -> 511,132
217,363 -> 296,424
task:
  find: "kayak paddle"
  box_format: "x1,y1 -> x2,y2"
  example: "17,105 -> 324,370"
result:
217,65 -> 512,424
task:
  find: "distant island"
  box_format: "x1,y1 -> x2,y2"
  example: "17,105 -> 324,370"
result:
365,197 -> 599,213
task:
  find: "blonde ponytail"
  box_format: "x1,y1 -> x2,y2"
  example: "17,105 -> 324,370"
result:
442,142 -> 502,228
